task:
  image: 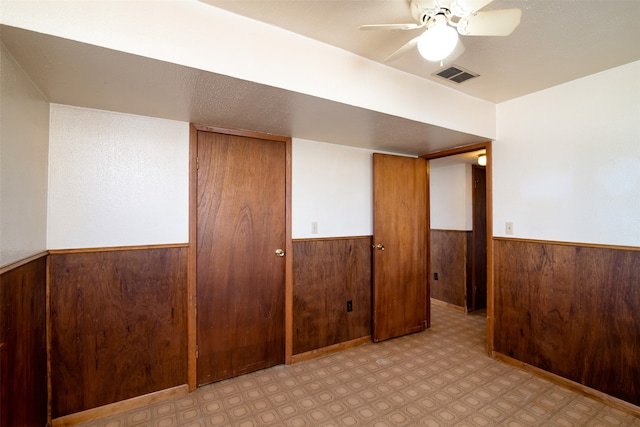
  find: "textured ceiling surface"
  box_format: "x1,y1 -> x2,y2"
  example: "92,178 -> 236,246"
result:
0,25 -> 487,155
2,0 -> 639,155
203,0 -> 640,103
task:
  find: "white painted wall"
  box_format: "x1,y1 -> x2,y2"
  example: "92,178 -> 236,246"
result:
47,125 -> 377,246
429,163 -> 472,231
292,138 -> 374,238
47,105 -> 189,249
0,43 -> 49,268
0,0 -> 495,140
495,61 -> 640,247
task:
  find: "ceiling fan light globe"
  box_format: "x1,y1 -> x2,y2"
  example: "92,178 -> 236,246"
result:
417,25 -> 459,61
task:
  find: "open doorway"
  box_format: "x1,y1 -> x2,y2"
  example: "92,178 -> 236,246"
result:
422,142 -> 493,354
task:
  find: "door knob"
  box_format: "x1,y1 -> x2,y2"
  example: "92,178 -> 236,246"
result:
375,244 -> 385,251
275,248 -> 285,257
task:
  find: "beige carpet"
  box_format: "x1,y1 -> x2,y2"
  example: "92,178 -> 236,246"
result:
79,304 -> 639,426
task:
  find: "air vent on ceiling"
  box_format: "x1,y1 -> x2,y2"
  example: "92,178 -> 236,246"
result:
433,65 -> 479,84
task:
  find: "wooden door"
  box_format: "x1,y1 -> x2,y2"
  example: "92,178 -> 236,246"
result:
471,165 -> 487,311
196,131 -> 285,386
372,153 -> 428,342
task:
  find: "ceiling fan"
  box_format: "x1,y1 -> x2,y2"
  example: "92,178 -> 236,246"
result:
360,0 -> 522,63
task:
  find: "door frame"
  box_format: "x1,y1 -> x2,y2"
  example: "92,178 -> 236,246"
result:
421,141 -> 494,356
187,124 -> 293,391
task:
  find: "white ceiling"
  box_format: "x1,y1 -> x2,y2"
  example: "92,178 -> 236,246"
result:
202,0 -> 640,103
0,23 -> 491,156
1,0 -> 639,156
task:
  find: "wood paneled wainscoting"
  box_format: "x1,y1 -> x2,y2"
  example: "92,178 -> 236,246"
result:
48,245 -> 188,419
292,237 -> 372,361
494,238 -> 640,407
430,230 -> 471,310
0,253 -> 48,427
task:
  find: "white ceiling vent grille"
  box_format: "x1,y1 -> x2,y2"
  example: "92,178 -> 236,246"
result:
433,65 -> 479,84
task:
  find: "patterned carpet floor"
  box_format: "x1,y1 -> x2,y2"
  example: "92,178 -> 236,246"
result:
78,304 -> 639,426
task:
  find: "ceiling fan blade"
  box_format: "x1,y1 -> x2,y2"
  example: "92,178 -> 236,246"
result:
452,0 -> 495,14
384,35 -> 421,62
359,23 -> 425,31
457,9 -> 522,36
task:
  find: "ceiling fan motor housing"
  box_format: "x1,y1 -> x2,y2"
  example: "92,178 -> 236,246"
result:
411,0 -> 433,23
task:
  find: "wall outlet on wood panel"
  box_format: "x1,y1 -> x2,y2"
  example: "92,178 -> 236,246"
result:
434,272 -> 439,281
346,300 -> 353,312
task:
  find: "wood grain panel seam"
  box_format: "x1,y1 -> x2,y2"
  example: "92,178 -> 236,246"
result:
0,251 -> 48,275
493,352 -> 640,418
492,237 -> 640,252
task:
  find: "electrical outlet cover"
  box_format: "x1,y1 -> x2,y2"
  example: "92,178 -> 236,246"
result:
506,222 -> 514,235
